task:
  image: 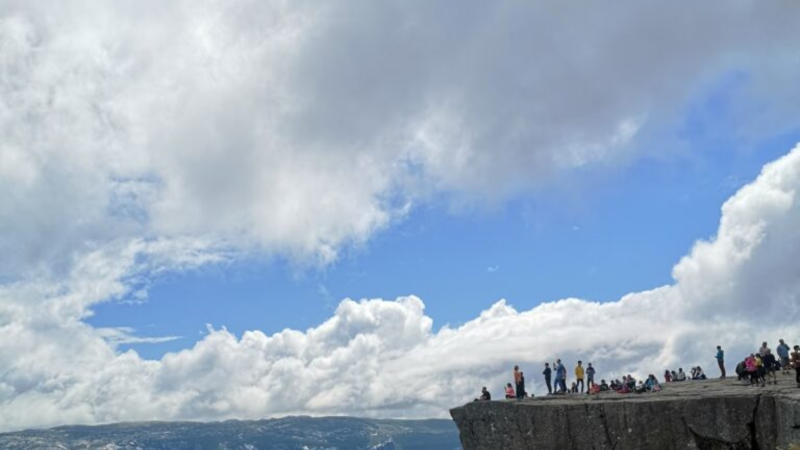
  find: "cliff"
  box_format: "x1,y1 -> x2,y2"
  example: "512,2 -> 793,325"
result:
450,377 -> 800,449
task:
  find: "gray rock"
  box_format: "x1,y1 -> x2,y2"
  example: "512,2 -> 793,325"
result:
451,377 -> 800,449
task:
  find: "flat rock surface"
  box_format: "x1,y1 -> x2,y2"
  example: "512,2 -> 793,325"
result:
451,373 -> 800,450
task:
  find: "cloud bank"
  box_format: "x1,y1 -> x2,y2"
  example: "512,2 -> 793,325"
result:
0,144 -> 799,431
2,0 -> 800,277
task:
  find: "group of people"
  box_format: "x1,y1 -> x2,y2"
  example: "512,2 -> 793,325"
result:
474,338 -> 800,403
541,360 -> 596,395
733,340 -> 800,388
663,366 -> 706,382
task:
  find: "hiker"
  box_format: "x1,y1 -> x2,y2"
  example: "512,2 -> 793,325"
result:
586,363 -> 596,389
762,350 -> 778,385
553,360 -> 563,394
476,386 -> 491,401
671,370 -> 678,381
647,374 -> 662,392
575,361 -> 585,393
675,368 -> 686,381
556,359 -> 568,394
519,372 -> 528,398
746,354 -> 760,386
599,380 -> 610,391
505,383 -> 516,399
690,366 -> 706,380
777,339 -> 791,375
543,363 -> 553,395
513,365 -> 523,399
759,342 -> 770,358
755,354 -> 766,387
626,375 -> 636,390
716,345 -> 726,378
690,367 -> 698,379
664,370 -> 672,382
791,345 -> 800,388
570,382 -> 578,394
736,359 -> 748,381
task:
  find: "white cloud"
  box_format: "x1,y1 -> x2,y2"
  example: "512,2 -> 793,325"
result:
2,0 -> 800,279
0,144 -> 798,431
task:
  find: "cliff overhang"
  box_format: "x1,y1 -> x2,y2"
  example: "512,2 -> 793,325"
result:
451,378 -> 800,449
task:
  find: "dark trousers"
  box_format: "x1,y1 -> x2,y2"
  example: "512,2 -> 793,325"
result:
545,377 -> 552,394
576,378 -> 584,393
718,359 -> 726,378
560,379 -> 567,392
515,382 -> 523,399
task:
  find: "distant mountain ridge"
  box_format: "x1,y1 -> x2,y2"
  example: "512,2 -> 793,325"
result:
0,416 -> 461,450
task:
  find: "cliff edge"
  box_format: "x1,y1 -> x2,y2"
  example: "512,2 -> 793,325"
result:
450,378 -> 800,449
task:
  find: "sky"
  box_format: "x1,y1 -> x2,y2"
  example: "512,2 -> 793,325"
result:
1,0 -> 800,432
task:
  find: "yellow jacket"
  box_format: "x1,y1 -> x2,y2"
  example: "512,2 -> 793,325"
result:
575,365 -> 585,379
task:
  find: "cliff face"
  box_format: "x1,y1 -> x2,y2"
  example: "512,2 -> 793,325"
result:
450,378 -> 800,450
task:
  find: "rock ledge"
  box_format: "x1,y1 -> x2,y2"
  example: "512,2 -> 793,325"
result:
450,377 -> 800,449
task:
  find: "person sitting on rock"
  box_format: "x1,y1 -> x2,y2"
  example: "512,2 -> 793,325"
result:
626,375 -> 636,390
736,360 -> 748,381
505,383 -> 515,399
695,366 -> 707,380
664,370 -> 672,382
644,374 -> 662,392
675,368 -> 686,381
599,380 -> 610,391
671,370 -> 678,381
475,386 -> 491,401
570,382 -> 578,393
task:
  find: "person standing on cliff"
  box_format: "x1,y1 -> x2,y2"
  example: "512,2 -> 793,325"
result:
575,361 -> 585,393
716,345 -> 726,378
777,339 -> 791,375
543,363 -> 553,395
555,359 -> 567,393
586,363 -> 596,390
513,365 -> 523,399
791,345 -> 800,388
759,341 -> 770,358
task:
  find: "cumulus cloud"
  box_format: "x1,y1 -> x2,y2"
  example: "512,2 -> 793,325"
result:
0,144 -> 798,431
2,0 -> 800,278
